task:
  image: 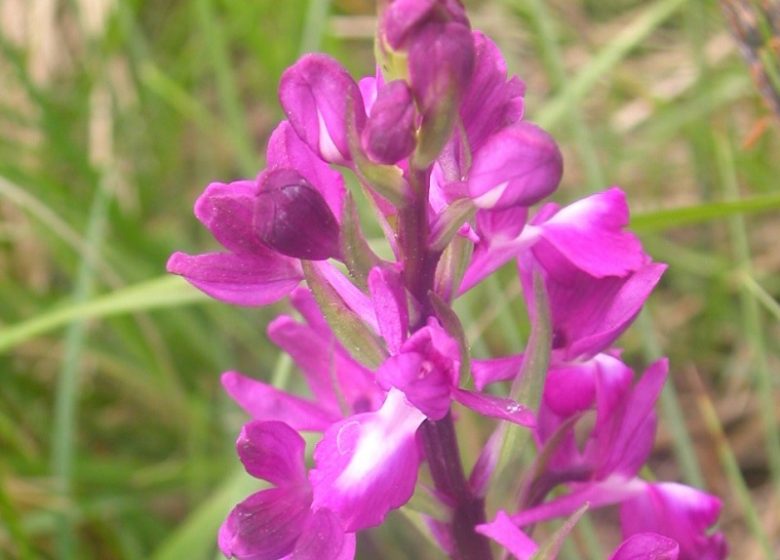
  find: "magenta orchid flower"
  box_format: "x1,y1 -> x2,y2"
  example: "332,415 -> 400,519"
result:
167,121 -> 346,306
168,1 -> 726,557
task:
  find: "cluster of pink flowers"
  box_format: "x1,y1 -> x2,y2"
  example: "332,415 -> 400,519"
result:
168,1 -> 726,558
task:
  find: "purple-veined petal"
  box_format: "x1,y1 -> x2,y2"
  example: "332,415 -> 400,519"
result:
467,122 -> 562,210
221,372 -> 340,432
476,511 -> 538,560
279,54 -> 365,164
609,533 -> 679,560
376,319 -> 461,419
453,389 -> 535,427
218,487 -> 311,560
368,266 -> 408,355
291,509 -> 355,560
236,420 -> 308,488
193,180 -> 266,255
166,251 -> 301,307
471,354 -> 525,390
265,121 -> 346,221
309,389 -> 426,531
377,353 -> 453,420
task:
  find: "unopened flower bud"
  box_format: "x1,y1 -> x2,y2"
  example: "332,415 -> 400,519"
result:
382,0 -> 468,49
254,169 -> 341,261
279,54 -> 366,164
467,122 -> 562,209
361,80 -> 417,164
407,21 -> 474,166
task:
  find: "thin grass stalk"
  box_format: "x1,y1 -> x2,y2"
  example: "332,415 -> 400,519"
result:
690,366 -> 773,558
534,0 -> 690,129
299,0 -> 331,55
514,0 -> 605,190
50,85 -> 114,560
193,0 -> 257,175
637,311 -> 705,487
714,131 -> 780,503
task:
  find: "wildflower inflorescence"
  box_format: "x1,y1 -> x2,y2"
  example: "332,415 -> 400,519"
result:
168,1 -> 726,558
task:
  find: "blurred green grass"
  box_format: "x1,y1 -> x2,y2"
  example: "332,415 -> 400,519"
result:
1,0 -> 779,558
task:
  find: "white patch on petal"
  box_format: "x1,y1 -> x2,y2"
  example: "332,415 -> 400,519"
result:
336,389 -> 425,488
317,109 -> 345,163
472,181 -> 509,209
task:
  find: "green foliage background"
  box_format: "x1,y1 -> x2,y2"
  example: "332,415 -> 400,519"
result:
1,0 -> 778,558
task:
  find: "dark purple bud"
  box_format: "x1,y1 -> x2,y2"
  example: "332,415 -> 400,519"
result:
254,169 -> 341,261
361,80 -> 417,164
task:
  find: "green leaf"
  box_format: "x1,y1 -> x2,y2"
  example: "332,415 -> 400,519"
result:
340,193 -> 382,289
428,198 -> 476,253
0,276 -> 208,353
631,192 -> 780,232
302,261 -> 386,368
511,268 -> 552,407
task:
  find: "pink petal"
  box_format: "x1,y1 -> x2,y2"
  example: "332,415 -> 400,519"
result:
268,316 -> 381,415
521,247 -> 665,361
620,483 -> 726,560
468,122 -> 562,210
377,353 -> 453,420
472,355 -> 525,390
476,511 -> 538,560
309,389 -> 426,531
193,180 -> 266,255
590,359 -> 667,478
368,266 -> 409,354
459,32 -> 525,153
166,251 -> 301,307
511,476 -> 647,526
531,187 -> 646,278
221,371 -> 340,432
236,420 -> 308,487
453,389 -> 535,427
